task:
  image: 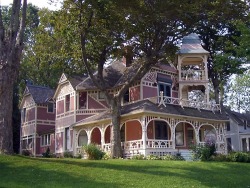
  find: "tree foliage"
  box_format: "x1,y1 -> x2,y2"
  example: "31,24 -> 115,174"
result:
227,70 -> 250,112
192,0 -> 250,104
60,0 -> 201,158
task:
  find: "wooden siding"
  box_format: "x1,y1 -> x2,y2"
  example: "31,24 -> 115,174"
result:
126,120 -> 142,141
143,86 -> 157,99
26,107 -> 36,122
37,107 -> 55,120
88,95 -> 105,109
57,100 -> 64,115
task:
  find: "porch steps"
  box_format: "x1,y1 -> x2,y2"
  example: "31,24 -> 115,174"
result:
180,150 -> 192,161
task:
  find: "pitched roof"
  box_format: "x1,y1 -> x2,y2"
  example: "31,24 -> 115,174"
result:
77,60 -> 126,90
73,99 -> 228,127
225,109 -> 250,126
178,33 -> 209,54
26,85 -> 55,104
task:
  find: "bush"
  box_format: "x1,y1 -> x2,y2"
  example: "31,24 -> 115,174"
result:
82,144 -> 104,160
190,142 -> 216,161
42,147 -> 51,158
228,152 -> 250,162
22,149 -> 31,156
132,154 -> 145,160
63,151 -> 73,158
210,153 -> 229,162
146,154 -> 160,160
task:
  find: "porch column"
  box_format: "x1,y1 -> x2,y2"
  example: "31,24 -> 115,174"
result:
73,129 -> 77,156
141,116 -> 147,156
101,125 -> 105,150
87,129 -> 91,144
171,125 -> 175,149
246,137 -> 249,152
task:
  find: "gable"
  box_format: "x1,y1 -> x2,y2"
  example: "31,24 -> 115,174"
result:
58,73 -> 68,84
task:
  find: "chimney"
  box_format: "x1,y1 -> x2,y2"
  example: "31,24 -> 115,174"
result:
122,46 -> 133,67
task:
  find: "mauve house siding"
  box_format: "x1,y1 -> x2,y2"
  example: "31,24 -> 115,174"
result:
130,86 -> 140,102
143,86 -> 157,99
26,107 -> 36,121
57,100 -> 64,114
37,107 -> 55,120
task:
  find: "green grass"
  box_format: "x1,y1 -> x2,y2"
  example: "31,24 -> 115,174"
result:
0,155 -> 250,188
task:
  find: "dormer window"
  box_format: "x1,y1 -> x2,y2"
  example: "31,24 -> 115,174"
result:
158,83 -> 171,97
123,90 -> 129,103
98,91 -> 105,100
79,92 -> 87,109
65,94 -> 70,112
47,102 -> 54,113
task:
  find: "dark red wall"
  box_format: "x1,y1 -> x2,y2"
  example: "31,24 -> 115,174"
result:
126,120 -> 142,141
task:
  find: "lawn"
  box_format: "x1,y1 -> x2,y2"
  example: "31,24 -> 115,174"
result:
0,155 -> 250,188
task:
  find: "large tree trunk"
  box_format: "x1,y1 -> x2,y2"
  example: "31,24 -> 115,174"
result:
0,0 -> 27,154
110,97 -> 122,158
0,65 -> 14,154
211,76 -> 220,104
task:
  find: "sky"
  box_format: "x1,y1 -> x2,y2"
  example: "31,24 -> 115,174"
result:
0,0 -> 62,10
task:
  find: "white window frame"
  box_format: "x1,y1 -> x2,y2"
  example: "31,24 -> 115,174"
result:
47,102 -> 54,113
41,134 -> 51,146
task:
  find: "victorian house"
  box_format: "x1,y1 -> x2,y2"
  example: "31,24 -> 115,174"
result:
20,85 -> 55,156
52,33 -> 229,158
20,34 -> 232,158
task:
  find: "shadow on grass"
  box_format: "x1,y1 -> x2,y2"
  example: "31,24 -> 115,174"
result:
1,155 -> 250,187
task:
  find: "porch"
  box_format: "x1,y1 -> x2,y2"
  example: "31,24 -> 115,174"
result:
74,117 -> 227,159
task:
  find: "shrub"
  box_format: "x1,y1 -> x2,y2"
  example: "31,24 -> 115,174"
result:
63,151 -> 73,158
42,147 -> 51,158
102,152 -> 111,160
82,144 -> 104,160
131,154 -> 145,160
22,149 -> 31,156
228,152 -> 250,162
146,155 -> 160,160
190,142 -> 216,161
210,153 -> 229,162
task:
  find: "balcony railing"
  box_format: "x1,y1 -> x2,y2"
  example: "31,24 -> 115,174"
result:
158,93 -> 221,112
180,70 -> 206,81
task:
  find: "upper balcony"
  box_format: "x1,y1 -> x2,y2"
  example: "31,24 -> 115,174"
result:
180,69 -> 207,82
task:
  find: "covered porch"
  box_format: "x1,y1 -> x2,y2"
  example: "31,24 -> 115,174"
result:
73,111 -> 227,158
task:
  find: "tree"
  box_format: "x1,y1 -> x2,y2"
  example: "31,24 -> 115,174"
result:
227,70 -> 250,112
20,7 -> 85,90
192,0 -> 250,105
0,0 -> 27,154
61,0 -> 199,158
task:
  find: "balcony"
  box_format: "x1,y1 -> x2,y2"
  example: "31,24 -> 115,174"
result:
157,93 -> 221,112
180,70 -> 206,81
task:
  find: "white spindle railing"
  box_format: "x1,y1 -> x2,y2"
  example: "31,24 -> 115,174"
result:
158,94 -> 221,112
147,139 -> 173,148
181,70 -> 206,81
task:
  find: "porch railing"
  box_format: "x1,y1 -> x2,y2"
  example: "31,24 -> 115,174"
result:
147,139 -> 173,148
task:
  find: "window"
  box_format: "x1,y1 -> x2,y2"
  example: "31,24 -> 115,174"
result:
98,91 -> 105,100
21,108 -> 26,123
244,120 -> 247,130
79,92 -> 87,109
123,90 -> 129,103
65,94 -> 70,112
65,128 -> 70,150
227,138 -> 232,152
158,83 -> 171,97
155,121 -> 168,140
41,134 -> 51,146
47,102 -> 54,113
226,122 -> 230,131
